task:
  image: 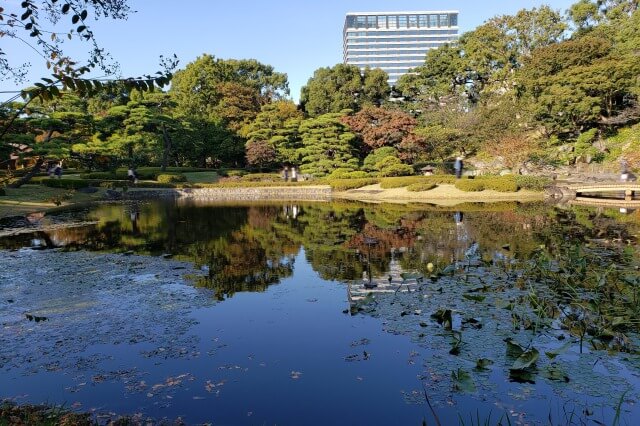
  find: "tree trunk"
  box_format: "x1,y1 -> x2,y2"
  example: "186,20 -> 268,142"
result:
161,124 -> 172,172
8,158 -> 44,188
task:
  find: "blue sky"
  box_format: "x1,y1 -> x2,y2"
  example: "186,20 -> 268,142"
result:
1,1 -> 577,103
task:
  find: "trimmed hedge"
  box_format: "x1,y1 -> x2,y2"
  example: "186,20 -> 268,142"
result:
480,176 -> 518,192
42,179 -> 94,189
454,179 -> 486,192
379,175 -> 455,189
515,175 -> 551,191
157,173 -> 187,183
406,182 -> 437,192
325,178 -> 379,191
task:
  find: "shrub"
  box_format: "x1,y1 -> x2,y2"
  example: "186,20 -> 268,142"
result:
326,178 -> 379,191
156,174 -> 187,183
406,182 -> 437,192
343,171 -> 370,179
81,171 -> 117,179
363,147 -> 398,171
380,175 -> 455,189
0,188 -> 5,196
226,169 -> 248,177
482,176 -> 518,192
375,156 -> 414,177
455,179 -> 485,192
328,168 -> 355,179
42,179 -> 92,189
515,175 -> 551,191
242,173 -> 283,182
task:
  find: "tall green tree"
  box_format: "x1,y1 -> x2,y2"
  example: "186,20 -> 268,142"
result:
300,65 -> 390,117
244,100 -> 304,166
297,113 -> 360,177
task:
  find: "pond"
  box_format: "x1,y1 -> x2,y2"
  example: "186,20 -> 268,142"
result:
1,200 -> 639,425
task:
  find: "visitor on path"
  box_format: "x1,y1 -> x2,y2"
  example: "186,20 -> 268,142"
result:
291,167 -> 297,182
127,167 -> 139,184
53,164 -> 62,179
454,156 -> 463,179
282,166 -> 289,182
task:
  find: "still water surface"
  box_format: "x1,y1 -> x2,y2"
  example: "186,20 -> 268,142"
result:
1,200 -> 639,424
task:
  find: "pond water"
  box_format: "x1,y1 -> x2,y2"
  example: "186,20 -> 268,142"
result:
1,200 -> 640,425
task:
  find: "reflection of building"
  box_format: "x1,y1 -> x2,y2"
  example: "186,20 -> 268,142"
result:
343,11 -> 459,86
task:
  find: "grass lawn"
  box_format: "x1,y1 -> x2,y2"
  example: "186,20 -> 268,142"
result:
0,184 -> 106,218
183,171 -> 221,183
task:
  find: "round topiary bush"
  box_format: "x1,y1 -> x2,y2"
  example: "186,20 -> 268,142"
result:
156,173 -> 187,183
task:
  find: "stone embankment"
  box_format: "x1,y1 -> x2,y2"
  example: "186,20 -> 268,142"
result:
124,186 -> 333,201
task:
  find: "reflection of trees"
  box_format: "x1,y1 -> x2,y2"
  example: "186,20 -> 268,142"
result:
293,204 -> 366,281
4,201 -> 637,300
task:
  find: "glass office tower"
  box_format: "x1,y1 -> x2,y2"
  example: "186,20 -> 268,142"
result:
343,11 -> 459,87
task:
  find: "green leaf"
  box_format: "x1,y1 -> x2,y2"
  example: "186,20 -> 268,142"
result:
544,341 -> 572,359
463,294 -> 486,302
72,14 -> 79,24
80,10 -> 87,20
505,337 -> 525,358
511,348 -> 539,371
77,25 -> 86,33
451,368 -> 475,392
61,3 -> 70,13
475,358 -> 494,370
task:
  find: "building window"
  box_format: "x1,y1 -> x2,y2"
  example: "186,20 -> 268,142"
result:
387,15 -> 397,29
356,16 -> 366,29
439,14 -> 449,27
450,14 -> 458,26
429,15 -> 437,27
409,15 -> 418,28
398,16 -> 407,28
378,16 -> 387,29
367,16 -> 376,28
418,15 -> 428,27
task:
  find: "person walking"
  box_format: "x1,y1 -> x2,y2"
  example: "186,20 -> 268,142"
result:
53,163 -> 63,179
282,166 -> 289,182
454,156 -> 463,179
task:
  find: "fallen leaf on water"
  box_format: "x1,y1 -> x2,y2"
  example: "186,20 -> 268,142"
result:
290,371 -> 302,379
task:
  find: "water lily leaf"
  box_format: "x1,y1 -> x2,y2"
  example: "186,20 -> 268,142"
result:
511,348 -> 539,371
463,294 -> 486,302
610,317 -> 627,329
505,338 -> 525,358
545,341 -> 572,359
509,368 -> 536,384
475,358 -> 494,370
544,365 -> 570,382
451,368 -> 475,392
431,309 -> 452,330
426,262 -> 434,272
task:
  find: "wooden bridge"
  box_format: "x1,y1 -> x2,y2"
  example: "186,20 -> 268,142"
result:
547,182 -> 640,207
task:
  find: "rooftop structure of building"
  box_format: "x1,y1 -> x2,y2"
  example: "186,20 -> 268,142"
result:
343,11 -> 459,87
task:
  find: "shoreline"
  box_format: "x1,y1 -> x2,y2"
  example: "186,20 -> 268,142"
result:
0,184 -> 545,220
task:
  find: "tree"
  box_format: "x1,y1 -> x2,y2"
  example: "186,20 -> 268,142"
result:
246,140 -> 277,170
170,55 -> 289,125
341,106 -> 423,161
297,113 -> 360,177
1,0 -> 176,187
243,100 -> 303,165
300,64 -> 390,117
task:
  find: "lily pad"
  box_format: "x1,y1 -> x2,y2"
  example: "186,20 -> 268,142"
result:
475,358 -> 494,370
451,368 -> 475,393
511,348 -> 539,371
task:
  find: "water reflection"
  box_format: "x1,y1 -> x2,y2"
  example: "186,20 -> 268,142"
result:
1,201 -> 639,301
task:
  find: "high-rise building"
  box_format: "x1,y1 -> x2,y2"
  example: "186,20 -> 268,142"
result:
343,11 -> 459,87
